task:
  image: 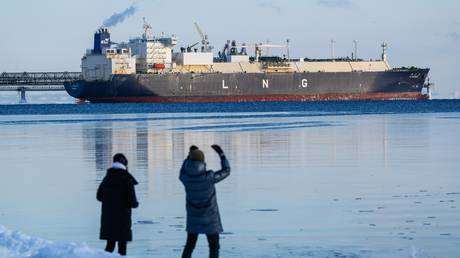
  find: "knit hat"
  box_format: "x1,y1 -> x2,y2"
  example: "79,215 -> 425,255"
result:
189,145 -> 199,152
189,149 -> 205,162
113,153 -> 128,166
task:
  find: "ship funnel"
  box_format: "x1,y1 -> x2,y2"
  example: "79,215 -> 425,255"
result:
93,28 -> 111,54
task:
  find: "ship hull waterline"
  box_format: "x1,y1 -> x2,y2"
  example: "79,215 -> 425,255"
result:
81,92 -> 427,103
65,69 -> 430,103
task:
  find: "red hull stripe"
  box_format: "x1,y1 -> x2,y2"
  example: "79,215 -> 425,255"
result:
87,92 -> 429,103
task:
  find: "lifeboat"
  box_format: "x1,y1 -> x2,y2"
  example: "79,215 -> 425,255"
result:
153,63 -> 165,69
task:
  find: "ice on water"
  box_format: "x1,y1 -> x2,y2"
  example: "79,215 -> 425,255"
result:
0,101 -> 460,258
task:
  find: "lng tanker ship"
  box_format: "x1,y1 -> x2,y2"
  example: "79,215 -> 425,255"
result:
65,21 -> 431,102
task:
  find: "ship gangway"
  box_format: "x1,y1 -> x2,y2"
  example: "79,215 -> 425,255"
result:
0,72 -> 81,103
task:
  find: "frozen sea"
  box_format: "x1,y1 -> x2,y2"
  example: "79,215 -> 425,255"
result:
0,93 -> 459,258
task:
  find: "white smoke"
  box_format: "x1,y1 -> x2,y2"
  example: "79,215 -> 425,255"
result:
102,4 -> 137,28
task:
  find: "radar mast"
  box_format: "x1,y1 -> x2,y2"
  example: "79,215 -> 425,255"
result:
142,17 -> 152,40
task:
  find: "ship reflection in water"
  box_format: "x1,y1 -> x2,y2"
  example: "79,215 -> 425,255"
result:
82,115 -> 360,190
82,113 -> 431,178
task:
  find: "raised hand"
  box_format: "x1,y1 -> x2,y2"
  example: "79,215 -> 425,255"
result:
211,144 -> 225,157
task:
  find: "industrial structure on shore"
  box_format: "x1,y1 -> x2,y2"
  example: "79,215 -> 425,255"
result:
0,72 -> 81,103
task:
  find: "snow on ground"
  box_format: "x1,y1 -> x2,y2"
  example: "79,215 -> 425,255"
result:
0,224 -> 367,258
0,225 -> 121,258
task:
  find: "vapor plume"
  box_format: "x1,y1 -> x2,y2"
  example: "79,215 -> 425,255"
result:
102,5 -> 137,28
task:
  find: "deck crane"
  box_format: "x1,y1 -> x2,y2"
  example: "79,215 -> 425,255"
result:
254,43 -> 286,62
219,42 -> 286,62
194,22 -> 212,52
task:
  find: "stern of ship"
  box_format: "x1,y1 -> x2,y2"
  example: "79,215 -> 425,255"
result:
64,80 -> 86,100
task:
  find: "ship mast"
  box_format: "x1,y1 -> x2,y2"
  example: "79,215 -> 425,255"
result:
353,40 -> 358,61
381,42 -> 388,62
286,39 -> 290,61
331,39 -> 335,61
142,17 -> 152,40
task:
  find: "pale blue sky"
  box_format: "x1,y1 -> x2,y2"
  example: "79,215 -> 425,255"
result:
1,0 -> 459,97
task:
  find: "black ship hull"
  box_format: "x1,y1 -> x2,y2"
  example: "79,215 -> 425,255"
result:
65,69 -> 430,103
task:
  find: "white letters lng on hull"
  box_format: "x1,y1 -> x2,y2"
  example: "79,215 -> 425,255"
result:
262,79 -> 269,88
222,80 -> 229,89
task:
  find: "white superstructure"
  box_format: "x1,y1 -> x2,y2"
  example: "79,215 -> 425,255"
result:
174,52 -> 213,65
82,48 -> 136,81
126,20 -> 177,73
81,22 -> 178,81
81,21 -> 392,81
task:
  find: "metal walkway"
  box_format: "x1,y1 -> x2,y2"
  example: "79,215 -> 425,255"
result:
0,72 -> 82,103
0,72 -> 81,91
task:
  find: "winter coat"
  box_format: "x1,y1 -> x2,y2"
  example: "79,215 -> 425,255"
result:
97,167 -> 139,241
179,156 -> 230,234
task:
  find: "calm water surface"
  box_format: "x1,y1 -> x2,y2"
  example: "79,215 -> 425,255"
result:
0,100 -> 459,258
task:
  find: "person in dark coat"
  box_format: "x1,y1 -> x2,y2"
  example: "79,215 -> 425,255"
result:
97,153 -> 139,256
180,145 -> 231,258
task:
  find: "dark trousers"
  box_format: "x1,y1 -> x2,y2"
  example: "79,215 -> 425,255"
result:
182,233 -> 219,258
105,240 -> 127,256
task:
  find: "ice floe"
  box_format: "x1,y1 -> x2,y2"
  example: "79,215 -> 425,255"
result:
0,225 -> 121,258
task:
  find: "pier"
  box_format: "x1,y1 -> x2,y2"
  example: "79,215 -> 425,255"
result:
0,72 -> 81,103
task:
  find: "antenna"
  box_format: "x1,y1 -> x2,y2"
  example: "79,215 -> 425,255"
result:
286,39 -> 290,61
353,40 -> 358,61
331,39 -> 335,61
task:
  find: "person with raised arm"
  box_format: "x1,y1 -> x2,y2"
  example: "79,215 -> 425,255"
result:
179,145 -> 231,258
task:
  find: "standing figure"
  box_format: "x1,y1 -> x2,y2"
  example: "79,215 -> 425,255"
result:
97,153 -> 139,256
180,145 -> 231,258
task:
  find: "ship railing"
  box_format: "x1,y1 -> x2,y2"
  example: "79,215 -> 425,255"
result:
391,67 -> 424,71
261,62 -> 291,69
